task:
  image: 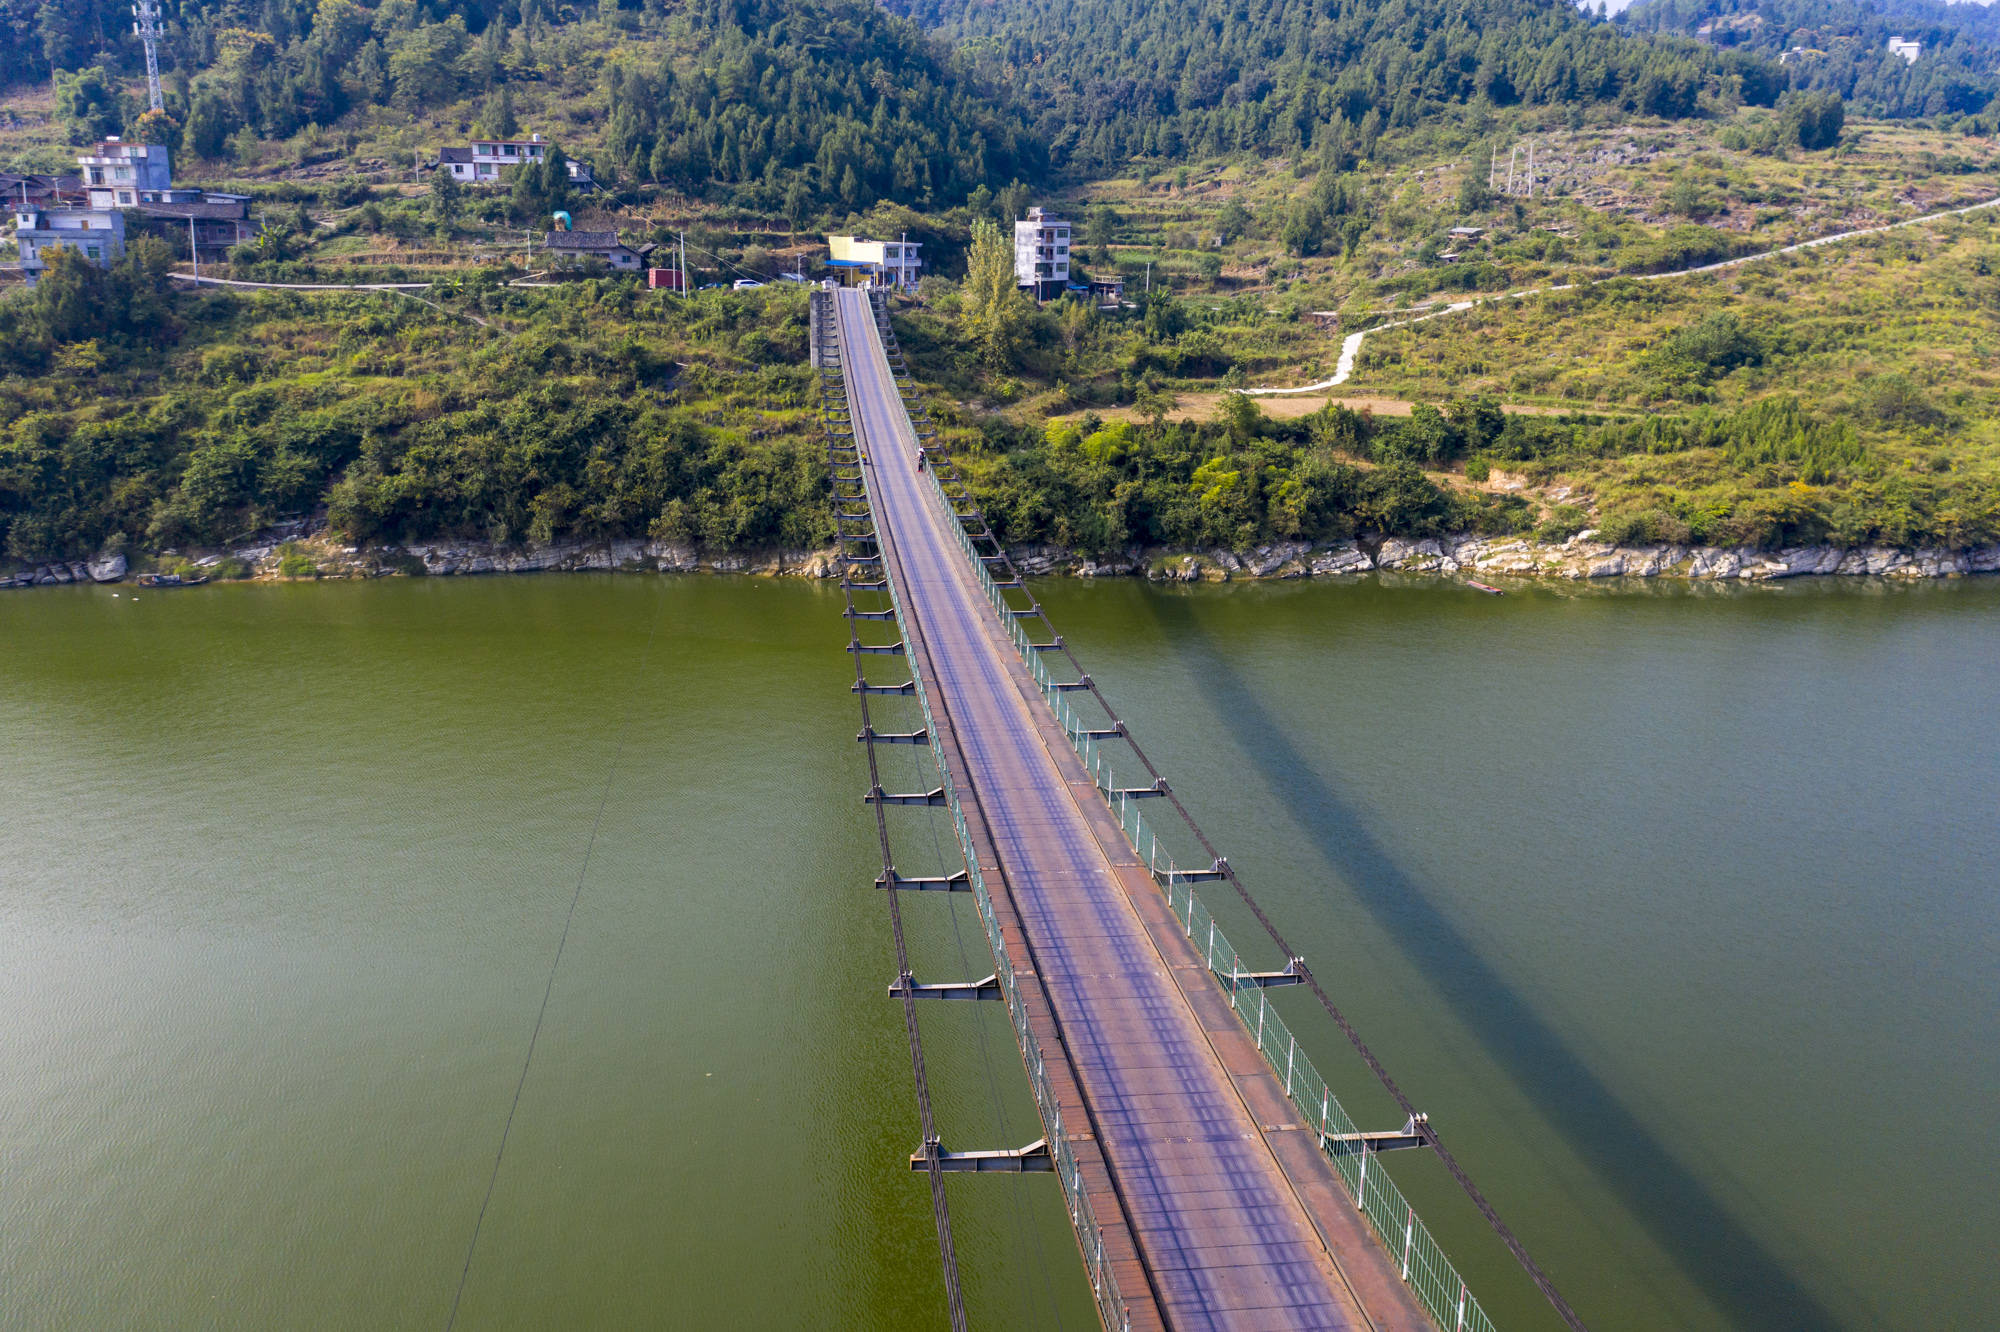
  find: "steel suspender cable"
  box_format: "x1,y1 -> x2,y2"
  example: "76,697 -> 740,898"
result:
872,295 -> 1591,1332
816,303 -> 969,1332
445,606 -> 663,1330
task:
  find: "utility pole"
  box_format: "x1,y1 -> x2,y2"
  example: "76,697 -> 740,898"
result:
131,0 -> 165,114
1526,139 -> 1535,199
189,214 -> 198,280
1145,259 -> 1151,293
900,229 -> 907,293
678,228 -> 686,296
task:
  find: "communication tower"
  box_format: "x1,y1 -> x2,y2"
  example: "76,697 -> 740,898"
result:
132,0 -> 165,114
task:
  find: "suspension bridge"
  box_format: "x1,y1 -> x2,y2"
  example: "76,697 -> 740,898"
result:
814,285 -> 1583,1332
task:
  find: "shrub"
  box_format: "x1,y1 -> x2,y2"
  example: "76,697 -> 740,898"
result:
1533,504 -> 1589,542
276,543 -> 319,579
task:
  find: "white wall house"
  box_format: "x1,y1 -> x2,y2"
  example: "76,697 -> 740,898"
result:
78,139 -> 171,209
1014,206 -> 1070,299
1888,36 -> 1921,64
14,206 -> 126,286
439,135 -> 594,186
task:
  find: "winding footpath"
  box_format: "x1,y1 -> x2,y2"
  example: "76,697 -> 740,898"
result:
1246,191 -> 2000,395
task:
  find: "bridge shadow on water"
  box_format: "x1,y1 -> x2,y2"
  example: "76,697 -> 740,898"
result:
1139,593 -> 1844,1332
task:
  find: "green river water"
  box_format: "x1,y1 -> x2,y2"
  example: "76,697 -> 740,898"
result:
0,573 -> 1994,1331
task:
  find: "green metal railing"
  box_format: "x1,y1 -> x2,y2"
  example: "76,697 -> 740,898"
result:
913,434 -> 1498,1332
834,318 -> 1133,1332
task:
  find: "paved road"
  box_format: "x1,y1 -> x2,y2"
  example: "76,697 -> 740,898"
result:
835,288 -> 1423,1331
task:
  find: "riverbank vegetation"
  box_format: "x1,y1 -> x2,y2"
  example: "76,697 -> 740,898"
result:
0,271 -> 829,564
7,0 -> 2000,567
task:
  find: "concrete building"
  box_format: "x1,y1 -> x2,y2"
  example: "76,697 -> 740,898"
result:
824,234 -> 922,291
439,135 -> 595,187
1888,36 -> 1921,64
1014,206 -> 1071,300
13,205 -> 125,286
78,139 -> 171,209
543,229 -> 653,270
134,196 -> 259,264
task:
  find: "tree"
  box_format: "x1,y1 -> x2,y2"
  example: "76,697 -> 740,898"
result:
1086,204 -> 1117,263
783,178 -> 812,232
483,85 -> 518,140
542,146 -> 573,216
1787,91 -> 1845,151
1457,170 -> 1492,215
1215,391 -> 1263,444
388,19 -> 470,111
509,146 -> 572,223
54,66 -> 124,145
30,248 -> 109,345
184,91 -> 235,160
430,164 -> 464,225
1281,200 -> 1324,257
129,109 -> 181,155
963,219 -> 1032,368
1667,172 -> 1704,218
30,237 -> 178,347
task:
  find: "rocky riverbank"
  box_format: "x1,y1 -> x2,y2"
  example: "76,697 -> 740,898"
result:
7,529 -> 1998,590
1016,534 -> 2000,582
0,535 -> 837,587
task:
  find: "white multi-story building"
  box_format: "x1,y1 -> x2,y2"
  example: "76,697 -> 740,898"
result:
14,206 -> 126,286
1014,206 -> 1070,299
1888,36 -> 1921,64
78,139 -> 171,208
825,234 -> 923,292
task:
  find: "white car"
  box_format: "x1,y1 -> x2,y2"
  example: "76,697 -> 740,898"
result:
733,279 -> 764,289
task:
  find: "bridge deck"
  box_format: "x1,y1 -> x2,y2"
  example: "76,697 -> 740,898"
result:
835,289 -> 1434,1332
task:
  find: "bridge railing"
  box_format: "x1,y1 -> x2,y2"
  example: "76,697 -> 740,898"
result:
858,445 -> 1134,1332
917,455 -> 1498,1332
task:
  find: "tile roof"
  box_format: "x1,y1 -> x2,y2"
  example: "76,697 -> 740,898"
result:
544,230 -> 627,249
137,200 -> 252,220
438,146 -> 473,164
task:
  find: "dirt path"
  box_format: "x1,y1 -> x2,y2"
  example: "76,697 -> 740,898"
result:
1244,191 -> 2000,395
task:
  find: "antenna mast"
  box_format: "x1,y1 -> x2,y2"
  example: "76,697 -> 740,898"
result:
132,0 -> 165,113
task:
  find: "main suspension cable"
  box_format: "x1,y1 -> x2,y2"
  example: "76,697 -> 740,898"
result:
817,299 -> 969,1331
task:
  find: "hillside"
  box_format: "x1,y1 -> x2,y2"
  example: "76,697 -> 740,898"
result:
1,0 -> 1043,214
1625,0 -> 2000,118
887,0 -> 1785,172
